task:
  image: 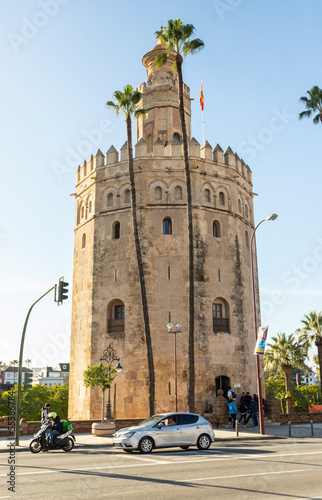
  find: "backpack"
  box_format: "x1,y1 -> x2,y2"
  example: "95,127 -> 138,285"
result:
231,391 -> 237,399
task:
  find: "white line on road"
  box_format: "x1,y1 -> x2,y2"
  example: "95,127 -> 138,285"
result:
1,449 -> 321,478
178,468 -> 309,482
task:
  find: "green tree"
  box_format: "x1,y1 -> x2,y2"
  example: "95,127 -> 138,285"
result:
154,19 -> 204,411
265,375 -> 290,413
299,85 -> 322,125
83,364 -> 117,421
0,385 -> 69,420
297,311 -> 322,394
25,359 -> 32,368
264,333 -> 307,413
106,85 -> 155,416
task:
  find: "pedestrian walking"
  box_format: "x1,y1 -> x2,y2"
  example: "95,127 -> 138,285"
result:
238,399 -> 248,426
245,397 -> 259,427
227,398 -> 238,428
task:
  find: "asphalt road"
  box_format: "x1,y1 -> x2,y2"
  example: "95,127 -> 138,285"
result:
1,439 -> 322,499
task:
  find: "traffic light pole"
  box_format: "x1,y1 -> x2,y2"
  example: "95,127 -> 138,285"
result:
15,285 -> 56,446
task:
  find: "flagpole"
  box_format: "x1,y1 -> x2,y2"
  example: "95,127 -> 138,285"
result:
201,79 -> 205,144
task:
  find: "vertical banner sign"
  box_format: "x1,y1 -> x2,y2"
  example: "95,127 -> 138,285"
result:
254,326 -> 268,355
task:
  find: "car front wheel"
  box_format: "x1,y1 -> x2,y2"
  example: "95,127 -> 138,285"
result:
139,437 -> 154,453
197,434 -> 211,450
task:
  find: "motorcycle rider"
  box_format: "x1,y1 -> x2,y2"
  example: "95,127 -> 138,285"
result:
46,412 -> 62,446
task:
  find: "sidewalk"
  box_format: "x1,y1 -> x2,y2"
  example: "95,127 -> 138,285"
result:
1,423 -> 321,453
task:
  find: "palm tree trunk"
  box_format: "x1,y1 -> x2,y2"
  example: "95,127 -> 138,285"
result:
283,364 -> 294,413
126,114 -> 155,416
315,337 -> 322,394
176,55 -> 195,413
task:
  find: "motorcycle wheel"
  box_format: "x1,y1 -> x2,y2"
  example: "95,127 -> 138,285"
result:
29,439 -> 42,453
62,437 -> 74,452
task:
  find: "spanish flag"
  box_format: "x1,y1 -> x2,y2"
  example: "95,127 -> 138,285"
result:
200,82 -> 204,111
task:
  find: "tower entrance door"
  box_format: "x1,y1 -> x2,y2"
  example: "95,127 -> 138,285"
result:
215,376 -> 230,398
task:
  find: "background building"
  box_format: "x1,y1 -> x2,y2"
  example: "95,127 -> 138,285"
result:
69,41 -> 261,420
32,363 -> 69,387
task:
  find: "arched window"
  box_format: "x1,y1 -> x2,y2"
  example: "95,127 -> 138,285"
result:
175,185 -> 183,200
81,205 -> 85,218
124,189 -> 131,203
173,132 -> 180,142
163,217 -> 172,235
204,189 -> 211,203
88,200 -> 92,213
219,191 -> 225,206
212,298 -> 230,333
238,199 -> 242,213
113,221 -> 120,239
245,204 -> 249,218
245,230 -> 249,248
213,220 -> 221,238
82,233 -> 86,249
155,186 -> 162,200
107,299 -> 125,333
107,193 -> 114,207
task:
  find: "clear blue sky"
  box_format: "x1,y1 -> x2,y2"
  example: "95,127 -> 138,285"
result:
1,0 -> 321,367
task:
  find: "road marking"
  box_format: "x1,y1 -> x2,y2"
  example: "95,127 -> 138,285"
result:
1,449 -> 321,478
178,468 -> 309,482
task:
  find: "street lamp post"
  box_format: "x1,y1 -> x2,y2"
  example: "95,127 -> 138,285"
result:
167,323 -> 182,412
250,213 -> 278,435
100,344 -> 123,419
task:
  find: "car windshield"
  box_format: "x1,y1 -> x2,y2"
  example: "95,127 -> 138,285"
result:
136,415 -> 165,427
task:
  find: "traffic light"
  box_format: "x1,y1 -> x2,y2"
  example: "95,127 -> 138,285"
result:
24,372 -> 33,390
57,277 -> 69,305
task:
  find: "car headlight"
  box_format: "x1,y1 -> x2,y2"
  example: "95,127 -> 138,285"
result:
122,431 -> 136,438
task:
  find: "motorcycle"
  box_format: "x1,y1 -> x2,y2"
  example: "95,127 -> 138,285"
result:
29,419 -> 76,453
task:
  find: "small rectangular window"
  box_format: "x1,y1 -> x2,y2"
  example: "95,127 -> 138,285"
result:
169,382 -> 171,395
218,269 -> 220,282
115,269 -> 117,282
169,311 -> 171,323
168,265 -> 171,279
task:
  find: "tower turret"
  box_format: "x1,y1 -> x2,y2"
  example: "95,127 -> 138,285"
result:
136,39 -> 191,151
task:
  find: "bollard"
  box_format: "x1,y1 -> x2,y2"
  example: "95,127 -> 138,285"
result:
310,420 -> 314,436
288,421 -> 292,437
235,419 -> 239,437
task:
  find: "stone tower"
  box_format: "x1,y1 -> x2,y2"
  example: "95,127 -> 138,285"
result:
68,40 -> 261,420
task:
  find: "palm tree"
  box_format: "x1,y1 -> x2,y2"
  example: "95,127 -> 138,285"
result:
25,359 -> 32,369
264,333 -> 306,413
106,85 -> 155,415
10,360 -> 19,386
299,86 -> 322,125
298,311 -> 322,394
154,19 -> 204,412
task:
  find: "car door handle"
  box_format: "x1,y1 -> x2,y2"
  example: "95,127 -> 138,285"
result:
196,426 -> 200,429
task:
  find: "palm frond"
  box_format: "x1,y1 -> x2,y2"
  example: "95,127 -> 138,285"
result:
154,52 -> 168,69
134,108 -> 147,119
313,113 -> 321,124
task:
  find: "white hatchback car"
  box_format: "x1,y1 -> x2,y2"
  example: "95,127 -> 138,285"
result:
113,412 -> 215,453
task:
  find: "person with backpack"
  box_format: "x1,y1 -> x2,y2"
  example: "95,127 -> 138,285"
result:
227,386 -> 237,400
227,397 -> 238,428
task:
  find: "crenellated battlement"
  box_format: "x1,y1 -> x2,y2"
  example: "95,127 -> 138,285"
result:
76,139 -> 252,186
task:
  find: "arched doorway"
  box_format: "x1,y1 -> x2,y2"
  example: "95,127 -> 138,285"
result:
215,375 -> 230,398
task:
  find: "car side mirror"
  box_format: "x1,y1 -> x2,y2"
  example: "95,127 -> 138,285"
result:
157,422 -> 165,428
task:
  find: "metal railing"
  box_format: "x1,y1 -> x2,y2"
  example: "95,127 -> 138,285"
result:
213,317 -> 230,333
108,319 -> 125,333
